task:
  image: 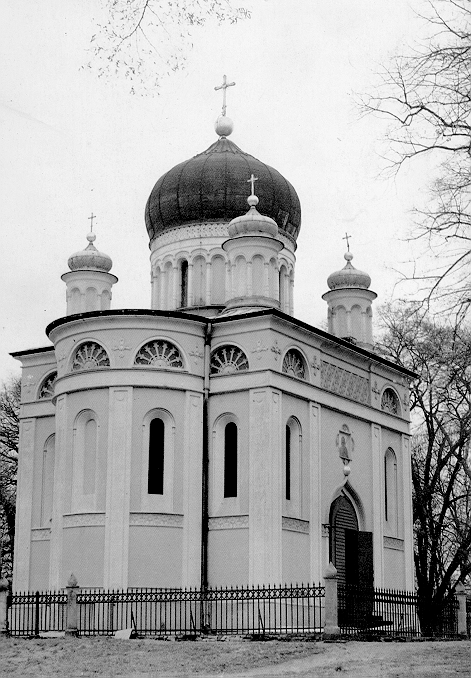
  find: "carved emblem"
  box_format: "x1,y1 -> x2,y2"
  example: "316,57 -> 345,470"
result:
189,345 -> 204,364
271,340 -> 282,361
112,338 -> 131,359
251,340 -> 269,360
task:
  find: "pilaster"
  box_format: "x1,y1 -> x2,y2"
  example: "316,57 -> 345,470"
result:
104,387 -> 133,589
12,418 -> 36,591
248,388 -> 282,585
49,394 -> 67,590
371,424 -> 384,586
309,403 -> 323,583
181,392 -> 203,587
402,435 -> 414,589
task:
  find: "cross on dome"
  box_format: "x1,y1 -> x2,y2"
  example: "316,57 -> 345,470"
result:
247,173 -> 258,196
343,231 -> 352,252
214,75 -> 235,116
87,212 -> 97,243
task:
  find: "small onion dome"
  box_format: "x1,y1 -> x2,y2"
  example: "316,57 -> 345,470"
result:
215,114 -> 234,137
327,252 -> 371,290
228,194 -> 278,238
67,232 -> 113,273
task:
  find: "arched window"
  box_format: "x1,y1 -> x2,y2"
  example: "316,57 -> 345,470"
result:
148,418 -> 165,495
282,349 -> 307,380
224,422 -> 238,498
211,255 -> 226,305
180,260 -> 188,307
284,417 -> 302,516
193,255 -> 206,306
38,372 -> 57,399
72,342 -> 110,371
210,345 -> 249,375
40,435 -> 55,526
72,410 -> 99,512
381,388 -> 400,415
135,340 -> 184,369
384,448 -> 398,534
285,424 -> 291,501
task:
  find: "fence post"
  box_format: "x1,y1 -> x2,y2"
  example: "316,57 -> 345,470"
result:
66,573 -> 79,637
455,583 -> 468,638
0,578 -> 9,635
324,562 -> 340,638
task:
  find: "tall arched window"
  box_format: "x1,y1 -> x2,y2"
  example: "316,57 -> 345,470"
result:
148,418 -> 165,495
224,422 -> 238,498
284,417 -> 302,517
285,425 -> 291,501
41,435 -> 55,526
180,260 -> 188,307
384,447 -> 398,534
72,410 -> 99,512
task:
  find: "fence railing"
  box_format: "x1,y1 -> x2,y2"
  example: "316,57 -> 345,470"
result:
77,583 -> 325,636
338,585 -> 421,637
7,590 -> 67,636
5,578 -> 468,639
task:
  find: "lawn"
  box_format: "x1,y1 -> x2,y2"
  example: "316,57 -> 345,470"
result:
0,636 -> 469,677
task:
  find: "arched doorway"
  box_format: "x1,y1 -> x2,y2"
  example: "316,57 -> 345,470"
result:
329,494 -> 373,589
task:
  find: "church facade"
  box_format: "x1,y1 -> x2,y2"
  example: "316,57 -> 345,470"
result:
12,108 -> 415,593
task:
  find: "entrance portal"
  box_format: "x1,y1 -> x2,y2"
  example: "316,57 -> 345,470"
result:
329,494 -> 373,588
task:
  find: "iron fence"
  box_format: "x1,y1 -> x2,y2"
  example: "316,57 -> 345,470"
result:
7,590 -> 67,636
77,583 -> 325,636
338,585 -> 421,637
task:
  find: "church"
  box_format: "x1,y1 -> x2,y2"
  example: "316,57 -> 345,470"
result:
11,82 -> 415,593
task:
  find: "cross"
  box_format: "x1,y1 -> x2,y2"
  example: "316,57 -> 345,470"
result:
88,212 -> 96,232
247,173 -> 258,195
214,75 -> 235,116
343,232 -> 352,252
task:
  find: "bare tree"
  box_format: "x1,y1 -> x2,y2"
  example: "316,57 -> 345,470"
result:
0,377 -> 20,580
378,303 -> 471,634
362,0 -> 471,313
87,0 -> 250,93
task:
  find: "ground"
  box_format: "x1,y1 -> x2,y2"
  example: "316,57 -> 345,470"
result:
0,637 -> 470,677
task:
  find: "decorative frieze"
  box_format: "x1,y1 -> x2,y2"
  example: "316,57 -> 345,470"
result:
31,528 -> 51,541
321,361 -> 369,403
281,517 -> 309,534
208,515 -> 249,530
63,513 -> 106,528
129,513 -> 183,527
384,536 -> 404,551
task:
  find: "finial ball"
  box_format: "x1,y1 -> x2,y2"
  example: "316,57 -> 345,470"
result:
247,194 -> 259,208
344,252 -> 353,262
87,232 -> 96,243
215,115 -> 234,137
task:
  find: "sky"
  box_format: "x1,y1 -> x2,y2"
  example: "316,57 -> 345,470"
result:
0,0 -> 430,381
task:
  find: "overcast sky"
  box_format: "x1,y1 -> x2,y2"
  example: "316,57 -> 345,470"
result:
1,0 -> 429,381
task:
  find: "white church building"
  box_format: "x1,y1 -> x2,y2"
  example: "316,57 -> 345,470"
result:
11,96 -> 415,593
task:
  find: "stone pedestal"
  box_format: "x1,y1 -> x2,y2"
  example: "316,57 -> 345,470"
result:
65,573 -> 79,637
455,582 -> 468,638
0,578 -> 9,635
324,563 -> 340,638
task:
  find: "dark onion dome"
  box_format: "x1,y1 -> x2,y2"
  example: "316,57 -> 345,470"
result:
145,136 -> 301,245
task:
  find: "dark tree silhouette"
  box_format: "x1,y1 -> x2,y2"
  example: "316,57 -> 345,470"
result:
378,303 -> 471,634
362,1 -> 471,313
0,377 -> 20,580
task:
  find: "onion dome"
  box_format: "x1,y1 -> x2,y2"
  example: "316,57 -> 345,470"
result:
327,252 -> 371,290
67,232 -> 113,273
145,133 -> 301,246
228,193 -> 278,238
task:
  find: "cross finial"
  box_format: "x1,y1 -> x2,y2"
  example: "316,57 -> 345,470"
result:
343,232 -> 352,252
247,173 -> 258,196
214,75 -> 235,116
88,212 -> 96,232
